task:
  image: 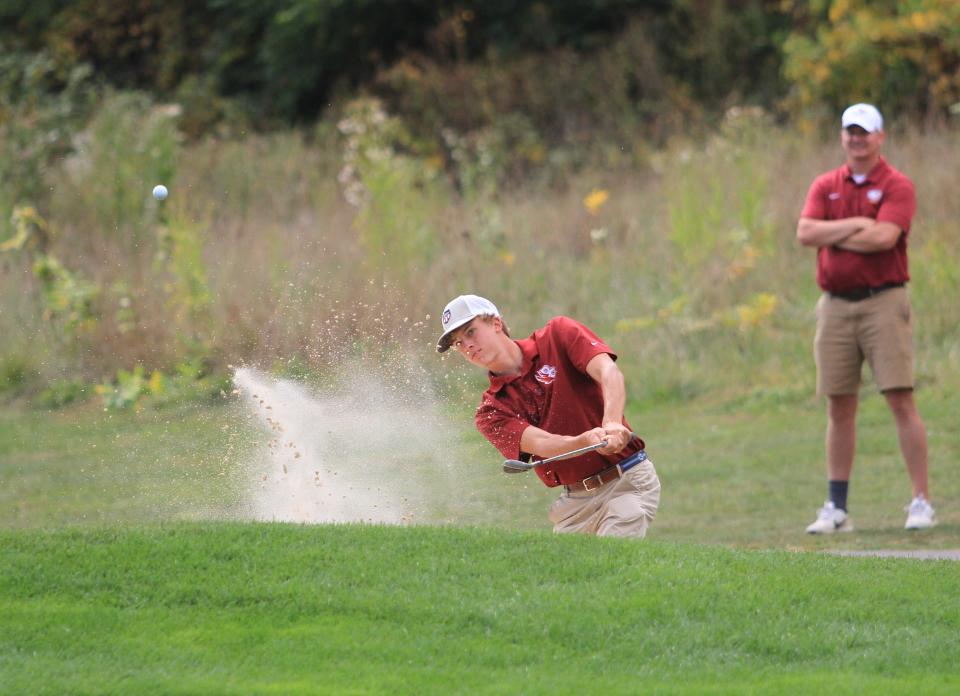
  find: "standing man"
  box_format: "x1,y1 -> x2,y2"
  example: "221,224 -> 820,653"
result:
797,103 -> 935,533
436,294 -> 660,537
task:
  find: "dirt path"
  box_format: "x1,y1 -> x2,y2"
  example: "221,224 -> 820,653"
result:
828,549 -> 960,561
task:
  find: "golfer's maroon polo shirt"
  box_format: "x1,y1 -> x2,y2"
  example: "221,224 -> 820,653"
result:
475,316 -> 643,487
800,156 -> 915,293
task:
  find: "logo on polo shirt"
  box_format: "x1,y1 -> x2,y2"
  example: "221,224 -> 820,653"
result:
442,309 -> 451,325
867,189 -> 883,203
535,364 -> 557,385
828,192 -> 841,200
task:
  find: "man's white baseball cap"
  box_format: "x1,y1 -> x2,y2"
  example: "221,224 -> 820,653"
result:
436,294 -> 500,353
841,103 -> 883,132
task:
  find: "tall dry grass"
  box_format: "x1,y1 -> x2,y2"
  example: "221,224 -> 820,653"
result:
2,100 -> 958,405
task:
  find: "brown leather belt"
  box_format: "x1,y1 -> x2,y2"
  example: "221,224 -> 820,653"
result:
564,450 -> 647,493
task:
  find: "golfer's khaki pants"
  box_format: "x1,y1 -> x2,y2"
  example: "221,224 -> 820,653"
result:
548,459 -> 660,538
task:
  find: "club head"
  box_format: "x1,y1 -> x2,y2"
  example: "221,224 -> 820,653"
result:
502,459 -> 534,473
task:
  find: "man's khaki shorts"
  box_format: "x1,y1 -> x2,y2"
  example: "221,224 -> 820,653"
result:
814,286 -> 914,396
548,458 -> 660,538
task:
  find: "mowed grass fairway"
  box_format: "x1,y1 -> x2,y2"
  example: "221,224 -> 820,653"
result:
3,381 -> 959,548
2,524 -> 960,695
2,381 -> 959,693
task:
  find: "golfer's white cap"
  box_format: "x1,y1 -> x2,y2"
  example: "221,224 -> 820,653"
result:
436,294 -> 500,353
841,103 -> 883,133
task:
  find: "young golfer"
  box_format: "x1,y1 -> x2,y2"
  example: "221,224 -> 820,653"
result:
797,103 -> 935,533
437,294 -> 660,537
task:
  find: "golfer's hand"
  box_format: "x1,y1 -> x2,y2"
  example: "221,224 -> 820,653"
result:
578,427 -> 608,451
600,423 -> 632,454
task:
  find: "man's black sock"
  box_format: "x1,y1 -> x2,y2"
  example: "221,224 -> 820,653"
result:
829,480 -> 849,512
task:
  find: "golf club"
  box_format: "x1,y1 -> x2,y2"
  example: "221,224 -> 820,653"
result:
502,432 -> 637,474
503,441 -> 607,473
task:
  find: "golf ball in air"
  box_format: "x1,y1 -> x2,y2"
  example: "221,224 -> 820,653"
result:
152,184 -> 168,200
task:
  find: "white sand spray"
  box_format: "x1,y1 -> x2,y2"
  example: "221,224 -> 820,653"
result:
233,366 -> 467,524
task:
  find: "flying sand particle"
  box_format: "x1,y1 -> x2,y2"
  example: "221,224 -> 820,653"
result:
234,366 -> 461,525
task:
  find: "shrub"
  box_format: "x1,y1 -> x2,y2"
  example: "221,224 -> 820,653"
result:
52,91 -> 180,250
37,379 -> 91,409
0,356 -> 40,397
0,49 -> 96,219
336,97 -> 445,278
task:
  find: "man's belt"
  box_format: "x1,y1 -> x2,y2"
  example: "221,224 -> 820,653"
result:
829,282 -> 904,302
564,450 -> 647,493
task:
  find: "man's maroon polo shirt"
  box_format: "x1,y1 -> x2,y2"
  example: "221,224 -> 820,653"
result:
800,156 -> 915,293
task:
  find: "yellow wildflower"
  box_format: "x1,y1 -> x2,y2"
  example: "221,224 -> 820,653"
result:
583,189 -> 610,215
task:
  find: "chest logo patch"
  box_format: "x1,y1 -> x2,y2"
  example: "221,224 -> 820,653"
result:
535,364 -> 557,385
867,189 -> 883,203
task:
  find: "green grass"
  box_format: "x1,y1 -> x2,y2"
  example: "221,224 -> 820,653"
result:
2,380 -> 958,692
3,382 -> 958,549
0,401 -> 253,527
1,524 -> 958,694
638,384 -> 960,551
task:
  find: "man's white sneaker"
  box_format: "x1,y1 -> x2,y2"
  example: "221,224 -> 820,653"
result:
904,495 -> 936,530
805,501 -> 853,534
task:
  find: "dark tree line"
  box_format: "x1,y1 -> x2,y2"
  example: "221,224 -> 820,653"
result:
0,0 -> 788,127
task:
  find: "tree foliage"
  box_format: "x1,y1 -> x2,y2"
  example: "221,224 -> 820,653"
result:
0,0 -> 957,141
0,0 -> 789,128
782,0 -> 960,127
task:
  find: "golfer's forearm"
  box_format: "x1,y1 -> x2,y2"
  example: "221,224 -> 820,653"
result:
519,426 -> 584,459
796,217 -> 872,247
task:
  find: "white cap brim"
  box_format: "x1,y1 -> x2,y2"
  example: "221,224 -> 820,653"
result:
436,315 -> 474,353
436,294 -> 500,353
